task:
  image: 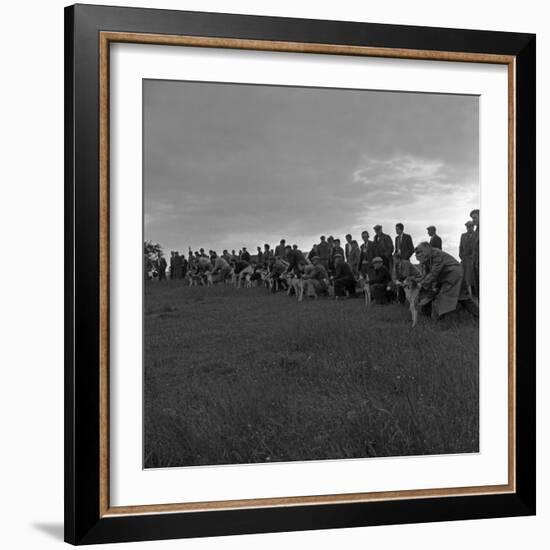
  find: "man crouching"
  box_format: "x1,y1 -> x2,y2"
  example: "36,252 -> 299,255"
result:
303,256 -> 329,298
332,254 -> 356,299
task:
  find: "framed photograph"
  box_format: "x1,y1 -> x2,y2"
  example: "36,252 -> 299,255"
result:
65,4 -> 536,545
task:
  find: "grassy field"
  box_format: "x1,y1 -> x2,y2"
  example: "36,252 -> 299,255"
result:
144,280 -> 479,468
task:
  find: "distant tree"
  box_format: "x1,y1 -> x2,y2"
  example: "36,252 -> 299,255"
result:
144,241 -> 164,273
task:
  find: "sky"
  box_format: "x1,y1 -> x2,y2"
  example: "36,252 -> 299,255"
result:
143,79 -> 479,259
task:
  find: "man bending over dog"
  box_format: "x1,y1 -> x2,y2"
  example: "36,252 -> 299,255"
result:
303,256 -> 329,298
210,254 -> 231,284
414,242 -> 478,319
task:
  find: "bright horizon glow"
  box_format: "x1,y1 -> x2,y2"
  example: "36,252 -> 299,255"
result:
143,80 -> 479,260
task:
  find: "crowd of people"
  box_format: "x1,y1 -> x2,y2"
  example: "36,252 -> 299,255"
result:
150,209 -> 480,320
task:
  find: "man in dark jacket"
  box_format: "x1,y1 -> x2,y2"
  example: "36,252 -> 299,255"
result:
394,223 -> 415,300
368,256 -> 392,304
241,247 -> 251,262
157,254 -> 167,281
274,239 -> 287,260
394,223 -> 414,261
373,225 -> 394,272
459,220 -> 475,290
331,238 -> 345,265
470,209 -> 479,298
359,230 -> 376,275
317,236 -> 330,271
427,226 -> 442,250
285,245 -> 307,275
332,254 -> 356,298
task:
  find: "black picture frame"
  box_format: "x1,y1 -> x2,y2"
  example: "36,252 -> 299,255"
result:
65,3 -> 536,545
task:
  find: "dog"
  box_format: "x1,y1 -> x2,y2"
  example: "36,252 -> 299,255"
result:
395,278 -> 420,327
286,274 -> 304,302
205,271 -> 214,286
188,270 -> 202,287
237,265 -> 255,288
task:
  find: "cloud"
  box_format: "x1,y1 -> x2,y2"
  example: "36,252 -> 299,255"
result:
143,80 -> 479,259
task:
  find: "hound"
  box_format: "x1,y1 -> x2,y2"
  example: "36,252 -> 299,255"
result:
205,271 -> 214,286
188,270 -> 202,287
395,278 -> 420,327
237,265 -> 255,288
286,274 -> 304,302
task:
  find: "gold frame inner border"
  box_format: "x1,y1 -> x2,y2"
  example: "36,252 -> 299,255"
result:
98,31 -> 517,518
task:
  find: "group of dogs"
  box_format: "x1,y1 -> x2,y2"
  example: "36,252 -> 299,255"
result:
186,265 -> 421,326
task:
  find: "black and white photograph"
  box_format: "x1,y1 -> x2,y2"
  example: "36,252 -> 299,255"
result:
143,79 -> 481,469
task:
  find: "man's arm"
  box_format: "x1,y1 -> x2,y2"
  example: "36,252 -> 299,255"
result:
421,254 -> 444,287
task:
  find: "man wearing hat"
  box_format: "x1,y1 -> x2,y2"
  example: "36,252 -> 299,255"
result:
414,242 -> 477,319
459,220 -> 476,292
368,257 -> 392,304
426,225 -> 442,250
332,254 -> 356,298
373,225 -> 394,272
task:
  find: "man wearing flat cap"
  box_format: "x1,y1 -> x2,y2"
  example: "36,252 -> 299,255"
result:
373,224 -> 394,272
368,256 -> 392,304
426,225 -> 442,250
459,220 -> 476,292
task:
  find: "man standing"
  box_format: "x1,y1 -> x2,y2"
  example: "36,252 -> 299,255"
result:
157,254 -> 167,281
470,209 -> 480,298
427,225 -> 442,250
274,239 -> 287,260
373,225 -> 394,272
359,230 -> 376,276
394,223 -> 414,261
317,236 -> 330,272
332,254 -> 356,298
173,251 -> 183,279
344,233 -> 353,262
348,240 -> 361,278
394,223 -> 414,301
332,239 -> 345,263
459,220 -> 476,292
241,247 -> 251,262
263,244 -> 272,267
169,251 -> 175,280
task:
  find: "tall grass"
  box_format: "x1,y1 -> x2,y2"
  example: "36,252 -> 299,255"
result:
144,282 -> 478,468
